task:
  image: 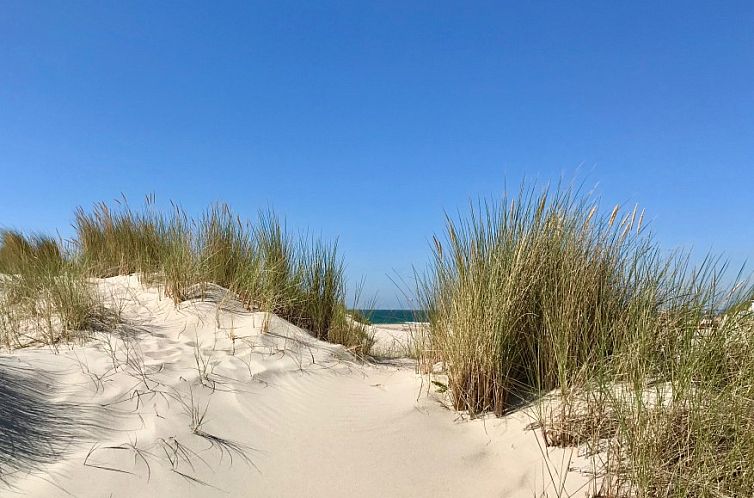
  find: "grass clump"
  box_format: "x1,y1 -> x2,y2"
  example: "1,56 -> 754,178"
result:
252,217 -> 373,353
0,232 -> 117,348
327,305 -> 375,356
1,195 -> 376,356
159,206 -> 197,303
419,180 -> 754,496
69,198 -> 372,354
253,209 -> 298,316
419,181 -> 754,497
419,183 -> 658,415
599,293 -> 754,498
297,239 -> 343,338
197,205 -> 258,295
0,231 -> 64,275
75,195 -> 166,277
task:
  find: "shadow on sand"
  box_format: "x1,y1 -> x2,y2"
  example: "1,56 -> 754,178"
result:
0,358 -> 113,487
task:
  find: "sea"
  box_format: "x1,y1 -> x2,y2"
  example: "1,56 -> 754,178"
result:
357,309 -> 427,324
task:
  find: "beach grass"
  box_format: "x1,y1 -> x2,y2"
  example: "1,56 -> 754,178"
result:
0,231 -> 64,275
74,195 -> 166,277
418,181 -> 754,496
418,183 -> 660,415
5,186 -> 752,495
66,197 -> 370,353
0,231 -> 117,347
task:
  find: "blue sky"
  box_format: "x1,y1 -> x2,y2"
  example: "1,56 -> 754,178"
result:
1,2 -> 752,307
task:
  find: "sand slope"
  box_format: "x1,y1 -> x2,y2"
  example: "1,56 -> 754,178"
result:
0,276 -> 592,497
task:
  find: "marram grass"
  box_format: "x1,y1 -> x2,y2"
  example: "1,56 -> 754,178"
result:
69,198 -> 370,353
0,231 -> 117,348
419,182 -> 754,497
418,184 -> 661,415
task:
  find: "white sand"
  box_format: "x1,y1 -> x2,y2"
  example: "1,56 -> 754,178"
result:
0,276 -> 594,497
369,322 -> 420,357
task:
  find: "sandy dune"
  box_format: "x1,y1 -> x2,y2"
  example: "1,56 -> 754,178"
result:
369,322 -> 419,358
0,276 -> 592,497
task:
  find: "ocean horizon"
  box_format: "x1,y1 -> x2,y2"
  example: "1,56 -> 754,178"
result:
357,309 -> 427,325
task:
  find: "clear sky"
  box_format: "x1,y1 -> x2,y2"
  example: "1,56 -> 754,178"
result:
1,2 -> 752,308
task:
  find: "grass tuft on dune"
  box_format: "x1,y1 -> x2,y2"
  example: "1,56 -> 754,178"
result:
0,196 -> 372,355
418,181 -> 754,496
0,231 -> 117,348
